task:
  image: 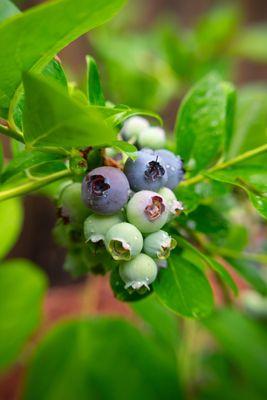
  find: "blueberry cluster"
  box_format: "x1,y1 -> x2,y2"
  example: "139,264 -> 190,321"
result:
55,117 -> 184,294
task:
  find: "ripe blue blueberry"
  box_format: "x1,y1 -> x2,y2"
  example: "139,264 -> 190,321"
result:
82,166 -> 130,215
59,182 -> 90,224
127,190 -> 168,233
156,149 -> 184,190
84,212 -> 124,243
138,127 -> 166,150
105,222 -> 143,261
158,187 -> 184,221
121,116 -> 149,142
119,253 -> 158,291
143,230 -> 176,259
124,151 -> 167,192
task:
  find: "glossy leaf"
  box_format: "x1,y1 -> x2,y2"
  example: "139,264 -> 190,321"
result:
0,259 -> 47,371
23,73 -> 117,149
86,55 -> 105,106
0,0 -> 127,115
0,150 -> 64,184
227,85 -> 267,159
153,250 -> 214,318
0,198 -> 23,259
175,73 -> 235,175
206,161 -> 267,218
23,318 -> 180,400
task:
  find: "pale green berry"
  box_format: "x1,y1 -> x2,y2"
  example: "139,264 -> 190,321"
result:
121,116 -> 149,142
105,222 -> 143,261
59,182 -> 90,224
119,253 -> 158,291
144,230 -> 176,259
126,190 -> 168,233
158,187 -> 183,221
138,127 -> 166,150
84,212 -> 124,243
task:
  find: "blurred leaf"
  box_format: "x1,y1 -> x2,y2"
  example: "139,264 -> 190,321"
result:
204,309 -> 267,396
0,150 -> 64,183
234,25 -> 267,62
195,5 -> 240,57
0,0 -> 19,23
23,73 -> 116,149
221,224 -> 248,252
175,185 -> 201,214
0,0 -> 127,115
86,55 -> 105,106
227,85 -> 267,159
154,249 -> 214,318
0,142 -> 3,172
23,318 -> 180,400
131,294 -> 179,349
0,198 -> 23,258
175,73 -> 235,175
0,259 -> 46,371
227,258 -> 267,295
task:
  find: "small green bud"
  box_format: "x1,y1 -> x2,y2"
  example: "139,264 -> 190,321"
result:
69,155 -> 88,176
143,230 -> 176,259
119,253 -> 158,291
84,212 -> 124,243
106,222 -> 143,261
158,187 -> 183,221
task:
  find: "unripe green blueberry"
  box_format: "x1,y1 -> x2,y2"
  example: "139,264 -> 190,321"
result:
69,155 -> 88,176
121,116 -> 149,142
138,127 -> 166,150
144,230 -> 176,259
126,190 -> 168,233
105,222 -> 143,261
158,187 -> 184,221
59,182 -> 90,224
84,212 -> 124,243
119,253 -> 158,291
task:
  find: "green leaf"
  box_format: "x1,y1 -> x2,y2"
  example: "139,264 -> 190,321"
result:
0,0 -> 127,116
234,25 -> 267,62
0,162 -> 70,202
204,309 -> 267,396
0,142 -> 3,172
23,318 -> 180,400
23,73 -> 117,149
0,0 -> 19,23
0,259 -> 47,371
0,150 -> 64,184
178,237 -> 238,295
0,198 -> 23,258
206,160 -> 267,218
227,85 -> 267,159
153,249 -> 214,318
86,55 -> 105,106
175,73 -> 235,175
227,258 -> 267,295
131,294 -> 179,349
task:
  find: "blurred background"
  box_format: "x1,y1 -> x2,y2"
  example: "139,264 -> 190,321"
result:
5,0 -> 267,287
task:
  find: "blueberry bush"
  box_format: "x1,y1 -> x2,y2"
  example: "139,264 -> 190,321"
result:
0,1 -> 267,399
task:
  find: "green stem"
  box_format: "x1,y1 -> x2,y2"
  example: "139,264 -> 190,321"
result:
211,246 -> 267,265
180,143 -> 267,187
0,124 -> 25,144
0,169 -> 71,202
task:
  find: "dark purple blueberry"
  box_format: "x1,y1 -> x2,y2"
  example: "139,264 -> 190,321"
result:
82,167 -> 130,215
124,151 -> 167,192
156,149 -> 184,190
